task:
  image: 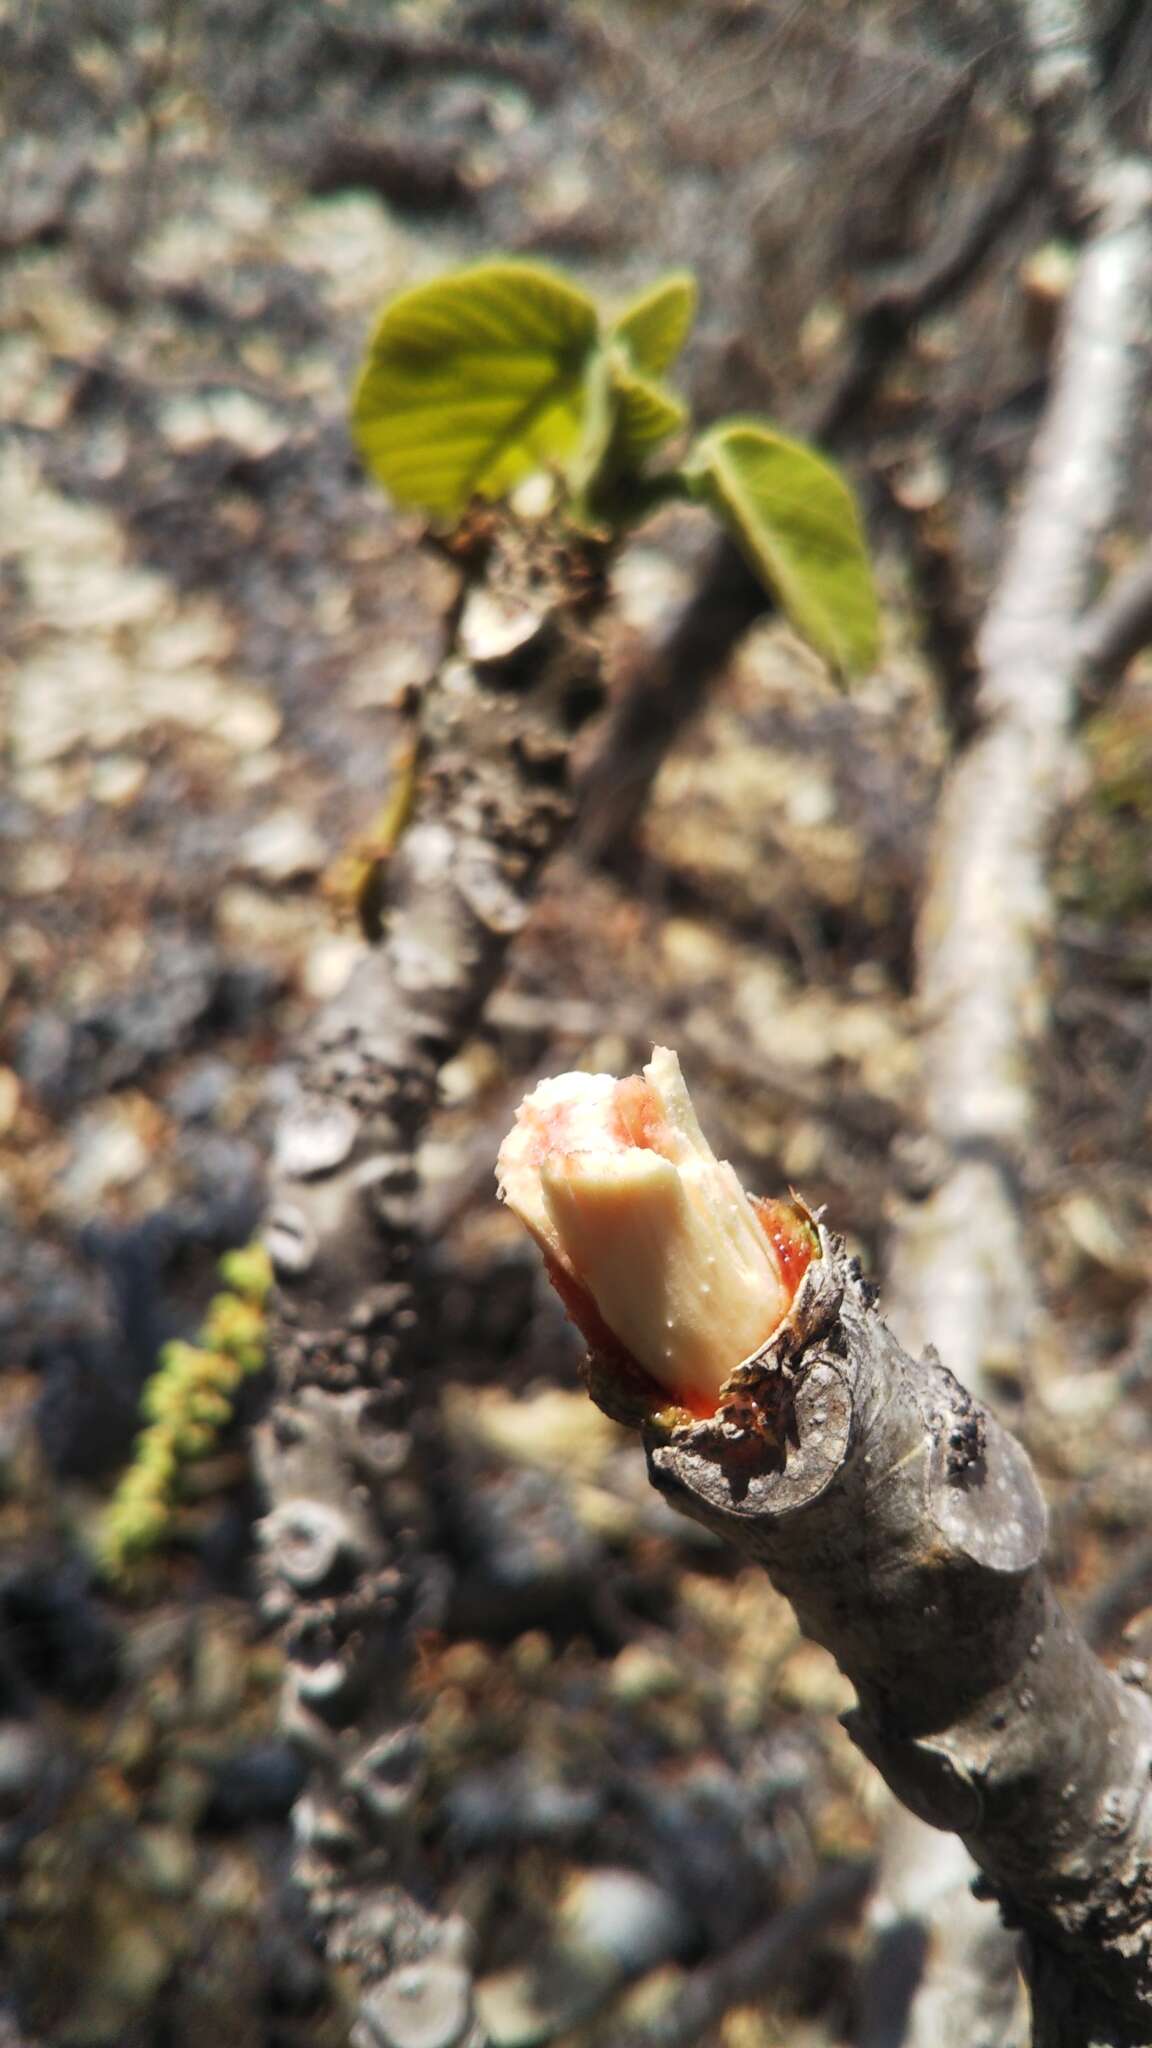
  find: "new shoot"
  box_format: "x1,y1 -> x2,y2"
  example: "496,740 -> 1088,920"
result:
497,1047 -> 815,1422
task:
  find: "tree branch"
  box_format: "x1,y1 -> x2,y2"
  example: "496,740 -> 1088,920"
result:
809,135 -> 1041,451
1077,541 -> 1152,694
618,1857 -> 873,2048
256,514 -> 612,2042
886,156 -> 1152,1391
873,11 -> 1152,2030
624,1231 -> 1152,2047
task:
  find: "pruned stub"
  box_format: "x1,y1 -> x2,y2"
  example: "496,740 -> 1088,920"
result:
711,1354 -> 801,1470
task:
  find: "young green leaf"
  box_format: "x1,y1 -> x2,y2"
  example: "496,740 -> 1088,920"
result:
685,421 -> 879,677
568,347 -> 617,506
570,347 -> 687,513
613,272 -> 698,377
610,361 -> 687,471
351,259 -> 599,518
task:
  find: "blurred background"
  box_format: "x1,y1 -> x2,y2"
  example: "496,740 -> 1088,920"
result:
2,2 -> 1152,2042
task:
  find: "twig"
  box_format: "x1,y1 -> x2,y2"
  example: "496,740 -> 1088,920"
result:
873,476 -> 982,747
576,533 -> 763,867
809,135 -> 1041,450
617,1858 -> 872,2048
304,132 -> 474,214
1019,0 -> 1114,206
256,515 -> 612,2041
578,134 -> 1039,868
1077,541 -> 1152,693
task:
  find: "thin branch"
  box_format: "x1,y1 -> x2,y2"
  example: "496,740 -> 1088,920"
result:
617,1858 -> 873,2048
499,1044 -> 1147,2040
577,135 -> 1039,868
886,156 -> 1152,1391
575,532 -> 764,868
809,134 -> 1041,450
624,1232 -> 1152,2047
1077,541 -> 1152,693
874,475 -> 982,747
1020,0 -> 1115,203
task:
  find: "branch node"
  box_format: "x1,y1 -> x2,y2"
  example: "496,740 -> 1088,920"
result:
846,1715 -> 986,1834
276,1095 -> 362,1178
356,1961 -> 475,2048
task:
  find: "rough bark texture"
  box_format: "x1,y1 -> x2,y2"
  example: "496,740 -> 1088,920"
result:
256,515 -> 610,2046
617,1231 -> 1152,2048
252,8 -> 1152,2037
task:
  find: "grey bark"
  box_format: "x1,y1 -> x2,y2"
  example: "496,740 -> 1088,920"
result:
255,514 -> 611,2046
616,1230 -> 1152,2048
857,1808 -> 1027,2048
1078,542 -> 1152,693
886,154 -> 1152,1391
865,6 -> 1152,2038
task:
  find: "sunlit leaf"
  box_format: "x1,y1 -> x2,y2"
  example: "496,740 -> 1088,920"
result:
351,260 -> 599,518
610,360 -> 687,471
685,421 -> 879,677
568,348 -> 616,504
570,347 -> 687,508
613,272 -> 698,376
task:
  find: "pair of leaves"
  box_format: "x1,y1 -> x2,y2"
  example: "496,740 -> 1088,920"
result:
352,258 -> 878,678
352,261 -> 693,522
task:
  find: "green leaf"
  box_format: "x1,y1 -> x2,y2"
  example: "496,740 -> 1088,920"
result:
611,360 -> 687,470
567,348 -> 687,520
685,421 -> 879,677
351,259 -> 599,518
568,347 -> 616,504
613,272 -> 697,376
